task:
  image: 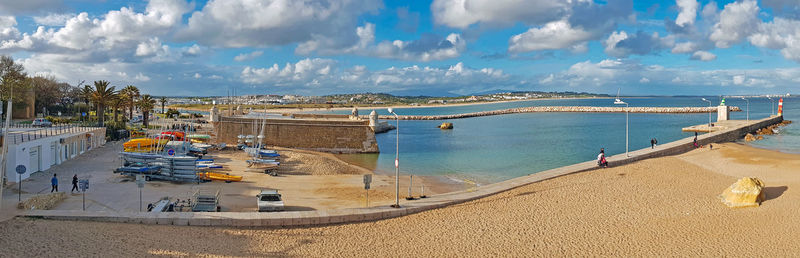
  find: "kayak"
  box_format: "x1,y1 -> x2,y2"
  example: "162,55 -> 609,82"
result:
198,172 -> 242,182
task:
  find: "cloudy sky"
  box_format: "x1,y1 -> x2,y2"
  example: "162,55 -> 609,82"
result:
0,0 -> 799,96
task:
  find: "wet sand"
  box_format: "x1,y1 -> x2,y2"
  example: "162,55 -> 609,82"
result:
2,142 -> 798,256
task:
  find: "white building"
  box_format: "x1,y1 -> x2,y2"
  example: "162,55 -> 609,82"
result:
2,126 -> 106,182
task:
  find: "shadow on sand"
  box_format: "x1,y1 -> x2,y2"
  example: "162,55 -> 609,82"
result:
764,186 -> 788,201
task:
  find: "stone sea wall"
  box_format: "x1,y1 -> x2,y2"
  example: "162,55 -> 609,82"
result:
213,116 -> 379,153
373,106 -> 742,120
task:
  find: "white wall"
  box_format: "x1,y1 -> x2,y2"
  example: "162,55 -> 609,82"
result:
4,128 -> 106,182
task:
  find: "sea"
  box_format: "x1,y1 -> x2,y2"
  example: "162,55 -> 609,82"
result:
319,96 -> 800,184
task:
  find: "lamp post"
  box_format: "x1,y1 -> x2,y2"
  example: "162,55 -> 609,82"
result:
388,108 -> 400,208
701,98 -> 712,127
768,97 -> 775,116
613,98 -> 629,157
741,97 -> 749,121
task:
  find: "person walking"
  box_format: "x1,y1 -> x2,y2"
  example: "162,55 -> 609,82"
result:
50,174 -> 58,192
654,138 -> 658,147
650,138 -> 655,149
693,132 -> 699,148
71,174 -> 79,193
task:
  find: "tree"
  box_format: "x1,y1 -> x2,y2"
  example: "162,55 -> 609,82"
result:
109,94 -> 123,123
120,85 -> 139,121
88,80 -> 117,126
159,96 -> 167,114
0,55 -> 29,101
30,76 -> 61,115
137,94 -> 156,127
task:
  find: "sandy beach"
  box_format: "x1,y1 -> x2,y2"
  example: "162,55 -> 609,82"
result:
1,142 -> 797,256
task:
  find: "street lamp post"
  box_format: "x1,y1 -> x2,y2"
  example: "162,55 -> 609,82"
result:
701,98 -> 712,127
613,98 -> 629,157
741,97 -> 749,121
388,108 -> 400,208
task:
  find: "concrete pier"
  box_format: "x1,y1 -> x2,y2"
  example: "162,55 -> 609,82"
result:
372,106 -> 742,120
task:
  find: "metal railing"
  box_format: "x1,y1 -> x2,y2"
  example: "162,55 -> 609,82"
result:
1,123 -> 104,145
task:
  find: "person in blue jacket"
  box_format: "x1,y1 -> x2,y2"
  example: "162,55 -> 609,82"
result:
50,174 -> 58,192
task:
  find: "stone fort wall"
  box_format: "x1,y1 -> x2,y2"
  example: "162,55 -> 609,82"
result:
213,116 -> 379,153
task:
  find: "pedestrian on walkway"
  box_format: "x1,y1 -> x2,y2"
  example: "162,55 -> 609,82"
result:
51,174 -> 58,192
71,174 -> 78,193
650,138 -> 655,149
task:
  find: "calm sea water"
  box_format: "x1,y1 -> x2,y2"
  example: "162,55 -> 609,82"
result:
329,96 -> 798,184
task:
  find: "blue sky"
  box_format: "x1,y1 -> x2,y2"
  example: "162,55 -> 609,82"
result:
1,0 -> 799,96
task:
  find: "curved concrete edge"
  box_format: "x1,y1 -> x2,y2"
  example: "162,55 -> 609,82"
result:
18,116 -> 783,228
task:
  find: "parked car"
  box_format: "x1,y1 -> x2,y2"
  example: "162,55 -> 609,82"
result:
32,118 -> 52,127
257,189 -> 284,212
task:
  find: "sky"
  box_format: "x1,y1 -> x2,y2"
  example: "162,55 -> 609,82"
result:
0,0 -> 799,97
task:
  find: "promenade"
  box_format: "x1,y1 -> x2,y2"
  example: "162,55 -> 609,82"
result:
18,115 -> 782,227
371,106 -> 742,120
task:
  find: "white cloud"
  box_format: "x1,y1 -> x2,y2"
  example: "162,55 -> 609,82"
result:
675,0 -> 698,27
709,0 -> 760,48
134,72 -> 151,82
193,73 -> 202,79
505,0 -> 632,53
733,75 -> 745,85
241,59 -> 511,94
749,18 -> 800,62
431,0 -> 570,28
135,37 -> 169,57
178,0 -> 381,50
690,50 -> 717,61
32,13 -> 73,26
301,23 -> 466,62
509,20 -> 592,53
671,41 -> 698,53
603,30 -> 671,57
233,50 -> 264,62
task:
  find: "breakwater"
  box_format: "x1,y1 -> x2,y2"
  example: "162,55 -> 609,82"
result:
372,106 -> 742,120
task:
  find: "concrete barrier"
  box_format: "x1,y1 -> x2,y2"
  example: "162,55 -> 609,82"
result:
21,116 -> 781,228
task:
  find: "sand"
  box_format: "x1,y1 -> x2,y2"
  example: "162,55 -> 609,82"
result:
2,141 -> 457,213
1,142 -> 798,256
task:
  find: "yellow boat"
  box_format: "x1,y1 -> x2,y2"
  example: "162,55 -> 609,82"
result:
198,172 -> 242,182
123,138 -> 169,152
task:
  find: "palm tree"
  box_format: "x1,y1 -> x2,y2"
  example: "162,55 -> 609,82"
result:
88,80 -> 117,126
109,94 -> 123,123
159,96 -> 167,114
120,85 -> 139,121
137,94 -> 156,127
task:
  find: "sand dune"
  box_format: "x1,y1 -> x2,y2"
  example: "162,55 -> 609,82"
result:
1,143 -> 798,256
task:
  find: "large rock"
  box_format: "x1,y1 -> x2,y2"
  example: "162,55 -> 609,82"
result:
18,192 -> 66,210
719,177 -> 766,208
744,133 -> 756,142
438,122 -> 453,129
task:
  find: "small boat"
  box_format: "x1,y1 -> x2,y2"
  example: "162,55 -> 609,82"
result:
161,131 -> 186,141
198,172 -> 242,182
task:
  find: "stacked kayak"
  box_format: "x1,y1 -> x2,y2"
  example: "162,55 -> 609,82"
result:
123,138 -> 169,152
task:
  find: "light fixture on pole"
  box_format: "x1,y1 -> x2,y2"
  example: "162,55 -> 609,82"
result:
741,97 -> 749,121
387,108 -> 400,208
701,98 -> 712,127
613,97 -> 629,157
768,97 -> 775,116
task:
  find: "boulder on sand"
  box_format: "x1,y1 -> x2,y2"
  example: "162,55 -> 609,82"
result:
719,177 -> 766,208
